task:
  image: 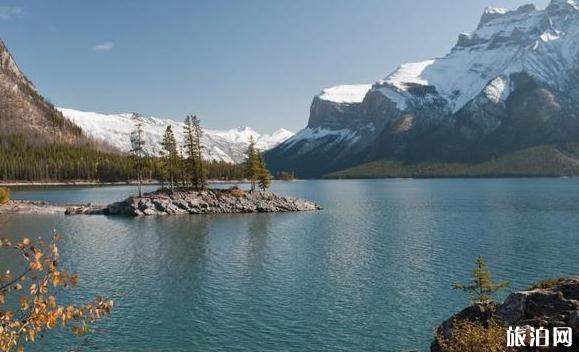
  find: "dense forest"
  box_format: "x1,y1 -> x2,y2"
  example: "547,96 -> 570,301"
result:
0,134 -> 246,182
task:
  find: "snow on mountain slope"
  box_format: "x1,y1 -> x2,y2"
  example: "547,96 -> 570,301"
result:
279,127 -> 361,153
374,0 -> 579,113
310,1 -> 579,117
318,84 -> 372,104
58,108 -> 293,164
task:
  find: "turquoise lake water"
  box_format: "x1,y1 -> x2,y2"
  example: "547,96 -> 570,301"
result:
3,179 -> 579,351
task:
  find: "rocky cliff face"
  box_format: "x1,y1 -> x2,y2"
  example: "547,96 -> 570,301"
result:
0,39 -> 84,144
267,0 -> 579,177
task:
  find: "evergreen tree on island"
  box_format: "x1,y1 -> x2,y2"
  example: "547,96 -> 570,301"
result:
161,125 -> 178,193
176,145 -> 187,187
193,116 -> 206,188
256,152 -> 271,191
183,115 -> 206,191
244,136 -> 271,191
129,116 -> 146,197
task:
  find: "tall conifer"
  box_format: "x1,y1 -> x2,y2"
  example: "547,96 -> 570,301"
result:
184,115 -> 206,191
244,137 -> 271,191
257,153 -> 271,191
161,125 -> 178,192
129,117 -> 146,197
244,137 -> 260,191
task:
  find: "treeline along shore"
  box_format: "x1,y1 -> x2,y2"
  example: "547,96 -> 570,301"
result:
0,178 -> 293,187
0,116 -> 315,216
0,135 -> 248,182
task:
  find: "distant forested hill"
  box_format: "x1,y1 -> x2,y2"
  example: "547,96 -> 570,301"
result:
325,145 -> 579,178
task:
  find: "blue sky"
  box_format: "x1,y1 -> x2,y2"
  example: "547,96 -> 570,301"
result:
0,0 -> 549,132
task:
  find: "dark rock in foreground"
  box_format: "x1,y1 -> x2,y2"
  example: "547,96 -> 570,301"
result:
431,277 -> 579,351
104,188 -> 321,216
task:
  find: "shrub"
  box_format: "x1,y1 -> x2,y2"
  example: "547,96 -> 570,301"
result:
0,233 -> 113,351
436,319 -> 511,352
229,186 -> 245,198
0,187 -> 9,204
527,277 -> 566,290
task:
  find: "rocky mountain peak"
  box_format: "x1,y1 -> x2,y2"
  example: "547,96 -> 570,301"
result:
234,126 -> 254,133
0,39 -> 36,93
266,0 -> 579,177
546,0 -> 579,12
478,6 -> 509,28
477,4 -> 538,29
0,39 -> 85,143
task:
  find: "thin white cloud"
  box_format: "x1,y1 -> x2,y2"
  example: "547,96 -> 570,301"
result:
92,41 -> 114,52
0,6 -> 23,20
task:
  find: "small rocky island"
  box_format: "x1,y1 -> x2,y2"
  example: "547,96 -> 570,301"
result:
0,188 -> 320,216
58,187 -> 319,216
102,188 -> 320,216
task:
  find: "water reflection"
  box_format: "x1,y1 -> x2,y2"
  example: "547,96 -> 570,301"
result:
246,214 -> 272,273
4,179 -> 579,351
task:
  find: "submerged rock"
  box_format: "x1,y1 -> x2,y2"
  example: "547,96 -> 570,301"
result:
104,188 -> 321,216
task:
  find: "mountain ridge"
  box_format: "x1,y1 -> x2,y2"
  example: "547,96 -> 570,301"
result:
59,107 -> 294,164
266,0 -> 579,177
0,39 -> 85,144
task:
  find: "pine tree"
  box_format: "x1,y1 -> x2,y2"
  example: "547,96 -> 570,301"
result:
453,257 -> 510,302
183,115 -> 206,191
177,145 -> 187,187
160,125 -> 178,193
257,152 -> 271,191
244,137 -> 271,191
192,115 -> 206,190
244,136 -> 260,191
183,116 -> 197,188
129,118 -> 146,197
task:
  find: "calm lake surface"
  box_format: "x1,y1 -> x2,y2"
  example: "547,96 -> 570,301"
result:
3,179 -> 579,351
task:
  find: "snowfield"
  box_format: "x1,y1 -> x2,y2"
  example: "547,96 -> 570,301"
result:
314,0 -> 579,115
58,108 -> 294,164
318,84 -> 372,104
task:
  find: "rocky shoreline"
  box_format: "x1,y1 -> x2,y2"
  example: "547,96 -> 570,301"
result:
432,277 -> 579,351
0,200 -> 102,215
1,188 -> 321,216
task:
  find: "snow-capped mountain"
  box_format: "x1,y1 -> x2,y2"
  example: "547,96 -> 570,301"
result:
58,108 -> 294,164
267,0 -> 579,177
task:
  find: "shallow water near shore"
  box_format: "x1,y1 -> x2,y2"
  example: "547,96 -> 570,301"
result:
3,179 -> 579,351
